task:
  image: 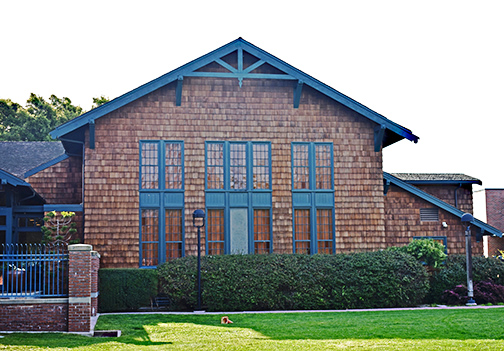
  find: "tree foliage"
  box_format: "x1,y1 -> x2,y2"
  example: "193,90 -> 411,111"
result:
0,94 -> 108,141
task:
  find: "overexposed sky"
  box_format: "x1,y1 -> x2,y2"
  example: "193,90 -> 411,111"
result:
2,1 -> 503,217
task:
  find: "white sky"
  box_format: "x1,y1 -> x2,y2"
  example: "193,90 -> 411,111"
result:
1,0 -> 503,218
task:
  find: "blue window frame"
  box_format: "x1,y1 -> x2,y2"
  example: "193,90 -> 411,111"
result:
139,141 -> 184,267
205,141 -> 272,255
292,142 -> 335,254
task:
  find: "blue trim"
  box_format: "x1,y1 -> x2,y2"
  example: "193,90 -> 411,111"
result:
403,180 -> 482,185
89,120 -> 95,149
43,204 -> 83,212
24,154 -> 70,178
0,169 -> 30,187
50,38 -> 418,147
384,172 -> 502,237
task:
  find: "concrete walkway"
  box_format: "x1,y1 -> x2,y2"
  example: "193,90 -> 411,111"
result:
99,304 -> 504,316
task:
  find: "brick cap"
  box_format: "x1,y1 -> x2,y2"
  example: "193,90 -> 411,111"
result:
69,244 -> 93,251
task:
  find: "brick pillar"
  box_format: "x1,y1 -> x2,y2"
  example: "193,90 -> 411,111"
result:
68,244 -> 95,334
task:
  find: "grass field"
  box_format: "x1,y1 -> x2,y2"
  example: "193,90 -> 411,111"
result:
1,308 -> 504,350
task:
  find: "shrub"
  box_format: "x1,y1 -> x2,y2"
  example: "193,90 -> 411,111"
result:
441,280 -> 504,305
426,255 -> 504,303
98,268 -> 158,312
388,238 -> 447,268
157,251 -> 429,312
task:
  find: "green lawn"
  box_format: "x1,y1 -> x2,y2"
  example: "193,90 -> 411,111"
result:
1,308 -> 504,350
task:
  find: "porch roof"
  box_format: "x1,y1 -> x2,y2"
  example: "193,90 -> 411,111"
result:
383,172 -> 502,237
0,142 -> 66,178
390,173 -> 482,185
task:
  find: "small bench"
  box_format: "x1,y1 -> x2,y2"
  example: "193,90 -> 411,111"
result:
150,295 -> 170,310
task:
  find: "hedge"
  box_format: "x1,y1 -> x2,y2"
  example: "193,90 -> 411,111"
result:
157,251 -> 429,312
426,255 -> 504,303
98,268 -> 158,312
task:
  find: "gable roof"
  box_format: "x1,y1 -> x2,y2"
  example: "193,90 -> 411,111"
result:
391,173 -> 482,185
0,169 -> 46,204
50,38 -> 419,149
384,172 -> 502,237
0,168 -> 30,187
0,142 -> 66,178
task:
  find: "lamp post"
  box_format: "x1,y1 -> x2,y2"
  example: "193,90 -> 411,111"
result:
461,212 -> 476,306
192,209 -> 205,311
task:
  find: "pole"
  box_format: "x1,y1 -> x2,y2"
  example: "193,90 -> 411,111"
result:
197,226 -> 202,311
465,225 -> 476,305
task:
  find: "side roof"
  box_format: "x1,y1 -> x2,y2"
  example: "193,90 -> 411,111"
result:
51,38 -> 419,148
0,169 -> 46,204
391,173 -> 482,185
384,172 -> 502,237
0,142 -> 66,178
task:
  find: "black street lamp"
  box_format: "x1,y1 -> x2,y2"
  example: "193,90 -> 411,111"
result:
461,212 -> 476,306
193,209 -> 205,311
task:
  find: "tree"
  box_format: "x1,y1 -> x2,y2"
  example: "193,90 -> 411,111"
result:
0,94 -> 98,141
92,95 -> 109,108
41,211 -> 78,247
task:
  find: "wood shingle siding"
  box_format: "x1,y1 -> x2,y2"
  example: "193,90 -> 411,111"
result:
384,185 -> 483,255
82,77 -> 385,267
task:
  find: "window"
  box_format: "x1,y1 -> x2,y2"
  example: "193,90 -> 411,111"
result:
420,208 -> 439,222
292,142 -> 335,254
139,141 -> 184,267
205,141 -> 272,255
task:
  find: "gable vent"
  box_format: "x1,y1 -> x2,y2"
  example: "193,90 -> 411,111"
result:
420,208 -> 439,222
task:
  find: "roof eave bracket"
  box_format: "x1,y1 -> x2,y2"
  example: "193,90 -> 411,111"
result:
176,76 -> 183,106
374,124 -> 386,152
89,120 -> 95,149
293,80 -> 303,108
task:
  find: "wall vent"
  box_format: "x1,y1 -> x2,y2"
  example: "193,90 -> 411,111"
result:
420,208 -> 439,222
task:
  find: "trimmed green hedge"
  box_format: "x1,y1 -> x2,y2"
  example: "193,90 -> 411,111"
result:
426,255 -> 504,303
157,251 -> 429,312
98,268 -> 158,312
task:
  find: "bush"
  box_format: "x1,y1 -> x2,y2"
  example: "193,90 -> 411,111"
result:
157,251 -> 429,312
426,255 -> 504,303
98,268 -> 158,312
388,239 -> 447,268
441,280 -> 504,305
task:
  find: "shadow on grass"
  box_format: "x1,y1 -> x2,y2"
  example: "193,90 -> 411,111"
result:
2,308 -> 503,349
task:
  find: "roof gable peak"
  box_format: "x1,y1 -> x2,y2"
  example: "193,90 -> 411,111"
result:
51,38 -> 418,148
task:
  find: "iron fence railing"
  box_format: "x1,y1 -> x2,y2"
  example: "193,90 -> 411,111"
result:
0,244 -> 69,298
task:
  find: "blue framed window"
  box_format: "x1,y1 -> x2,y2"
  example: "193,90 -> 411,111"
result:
205,141 -> 272,255
292,142 -> 335,254
139,141 -> 184,267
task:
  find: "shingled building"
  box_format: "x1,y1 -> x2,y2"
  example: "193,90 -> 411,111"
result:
1,38 -> 501,267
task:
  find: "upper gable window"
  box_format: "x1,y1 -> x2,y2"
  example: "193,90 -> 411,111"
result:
205,141 -> 271,191
292,143 -> 333,190
140,141 -> 184,190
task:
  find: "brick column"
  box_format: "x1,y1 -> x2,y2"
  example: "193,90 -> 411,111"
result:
68,244 -> 94,334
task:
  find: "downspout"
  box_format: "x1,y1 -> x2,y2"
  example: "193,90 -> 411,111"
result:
19,188 -> 37,204
59,137 -> 86,243
454,183 -> 462,209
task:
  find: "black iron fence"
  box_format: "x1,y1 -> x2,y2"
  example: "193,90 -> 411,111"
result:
0,244 -> 69,298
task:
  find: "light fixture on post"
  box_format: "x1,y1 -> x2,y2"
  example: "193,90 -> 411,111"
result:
192,209 -> 205,311
461,212 -> 476,306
